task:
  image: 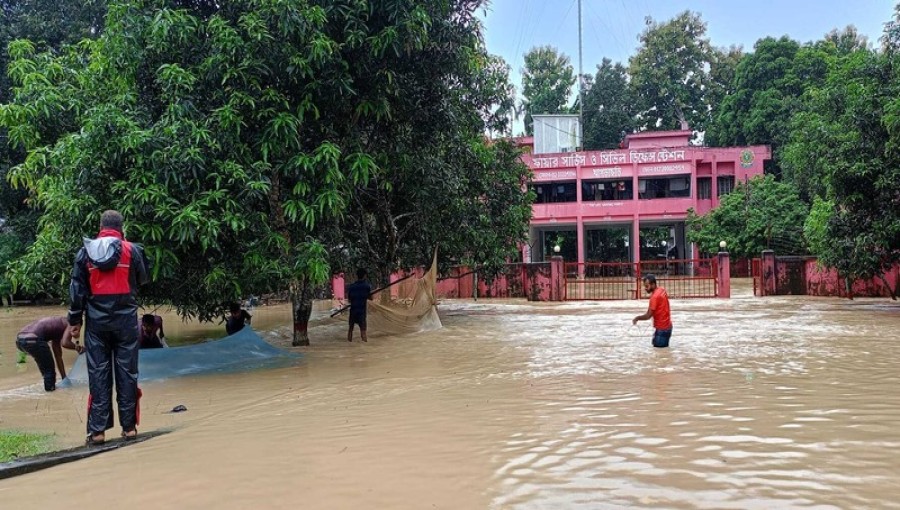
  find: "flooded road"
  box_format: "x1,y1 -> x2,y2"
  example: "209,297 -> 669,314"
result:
1,281 -> 899,509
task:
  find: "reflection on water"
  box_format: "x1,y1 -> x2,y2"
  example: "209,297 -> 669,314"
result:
0,283 -> 899,509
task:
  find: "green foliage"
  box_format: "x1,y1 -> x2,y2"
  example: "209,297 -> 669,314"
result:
1,1 -> 108,300
4,1 -> 368,319
326,136 -> 532,286
628,11 -> 714,132
480,54 -> 516,137
706,36 -> 803,153
704,14 -> 898,288
782,41 -> 900,283
0,230 -> 25,297
581,58 -> 634,150
706,45 -> 744,125
454,141 -> 533,278
640,226 -> 669,247
687,175 -> 808,259
2,0 -> 532,321
520,45 -> 575,135
803,197 -> 833,258
314,8 -> 531,286
706,35 -> 857,180
1,1 -> 106,107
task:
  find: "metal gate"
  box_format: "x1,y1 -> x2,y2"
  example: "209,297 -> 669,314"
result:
775,256 -> 807,295
564,258 -> 719,300
752,258 -> 762,296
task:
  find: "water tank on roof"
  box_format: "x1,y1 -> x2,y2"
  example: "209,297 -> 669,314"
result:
533,114 -> 581,155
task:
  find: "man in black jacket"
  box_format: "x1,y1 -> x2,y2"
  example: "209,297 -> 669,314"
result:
69,210 -> 150,445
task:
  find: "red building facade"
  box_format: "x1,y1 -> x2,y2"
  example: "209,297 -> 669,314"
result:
520,130 -> 771,265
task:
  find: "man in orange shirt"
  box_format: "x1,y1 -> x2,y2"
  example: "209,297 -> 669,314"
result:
632,274 -> 672,348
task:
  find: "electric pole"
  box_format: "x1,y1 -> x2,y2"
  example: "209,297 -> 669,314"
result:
578,0 -> 584,150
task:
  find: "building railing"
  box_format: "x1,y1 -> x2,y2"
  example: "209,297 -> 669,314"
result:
639,258 -> 718,299
564,258 -> 718,300
565,262 -> 637,300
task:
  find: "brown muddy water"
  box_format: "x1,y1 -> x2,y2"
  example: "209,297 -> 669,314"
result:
0,280 -> 898,509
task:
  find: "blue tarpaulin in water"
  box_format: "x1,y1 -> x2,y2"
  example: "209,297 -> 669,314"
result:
66,327 -> 299,383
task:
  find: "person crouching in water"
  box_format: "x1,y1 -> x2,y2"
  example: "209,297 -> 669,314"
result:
226,302 -> 252,335
15,316 -> 84,391
632,274 -> 672,348
139,314 -> 168,348
346,268 -> 373,342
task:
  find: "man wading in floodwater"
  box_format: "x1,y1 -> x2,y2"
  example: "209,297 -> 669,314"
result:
69,210 -> 150,445
632,274 -> 672,348
346,268 -> 373,342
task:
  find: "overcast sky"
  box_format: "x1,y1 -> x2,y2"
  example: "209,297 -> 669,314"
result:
479,0 -> 896,133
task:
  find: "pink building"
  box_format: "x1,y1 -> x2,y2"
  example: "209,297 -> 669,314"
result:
520,129 -> 770,265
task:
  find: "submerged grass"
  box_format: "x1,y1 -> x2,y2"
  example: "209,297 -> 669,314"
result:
0,430 -> 54,462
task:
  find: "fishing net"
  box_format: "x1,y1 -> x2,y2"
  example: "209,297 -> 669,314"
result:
66,327 -> 298,383
332,252 -> 442,335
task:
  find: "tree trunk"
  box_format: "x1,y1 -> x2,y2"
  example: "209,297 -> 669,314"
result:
877,273 -> 898,300
844,276 -> 854,300
291,280 -> 314,346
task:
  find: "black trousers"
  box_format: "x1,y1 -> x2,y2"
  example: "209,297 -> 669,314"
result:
16,336 -> 56,391
85,326 -> 139,435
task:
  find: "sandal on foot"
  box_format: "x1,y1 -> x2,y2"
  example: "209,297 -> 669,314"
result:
122,429 -> 138,441
85,434 -> 105,446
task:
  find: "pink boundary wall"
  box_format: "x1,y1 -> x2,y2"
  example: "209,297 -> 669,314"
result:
330,262 -> 555,302
755,251 -> 899,298
805,260 -> 899,298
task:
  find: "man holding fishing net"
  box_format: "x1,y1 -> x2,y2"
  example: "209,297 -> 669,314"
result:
331,255 -> 442,340
346,268 -> 373,342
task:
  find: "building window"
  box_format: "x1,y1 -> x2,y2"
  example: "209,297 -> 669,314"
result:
582,180 -> 632,201
698,178 -> 712,199
717,176 -> 735,196
531,182 -> 577,203
638,175 -> 692,199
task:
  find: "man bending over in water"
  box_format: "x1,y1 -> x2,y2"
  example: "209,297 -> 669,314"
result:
632,274 -> 672,348
15,316 -> 84,391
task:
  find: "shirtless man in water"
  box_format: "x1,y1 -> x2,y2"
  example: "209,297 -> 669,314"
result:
15,316 -> 84,391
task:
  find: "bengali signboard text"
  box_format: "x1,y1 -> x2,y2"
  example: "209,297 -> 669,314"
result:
529,149 -> 688,169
